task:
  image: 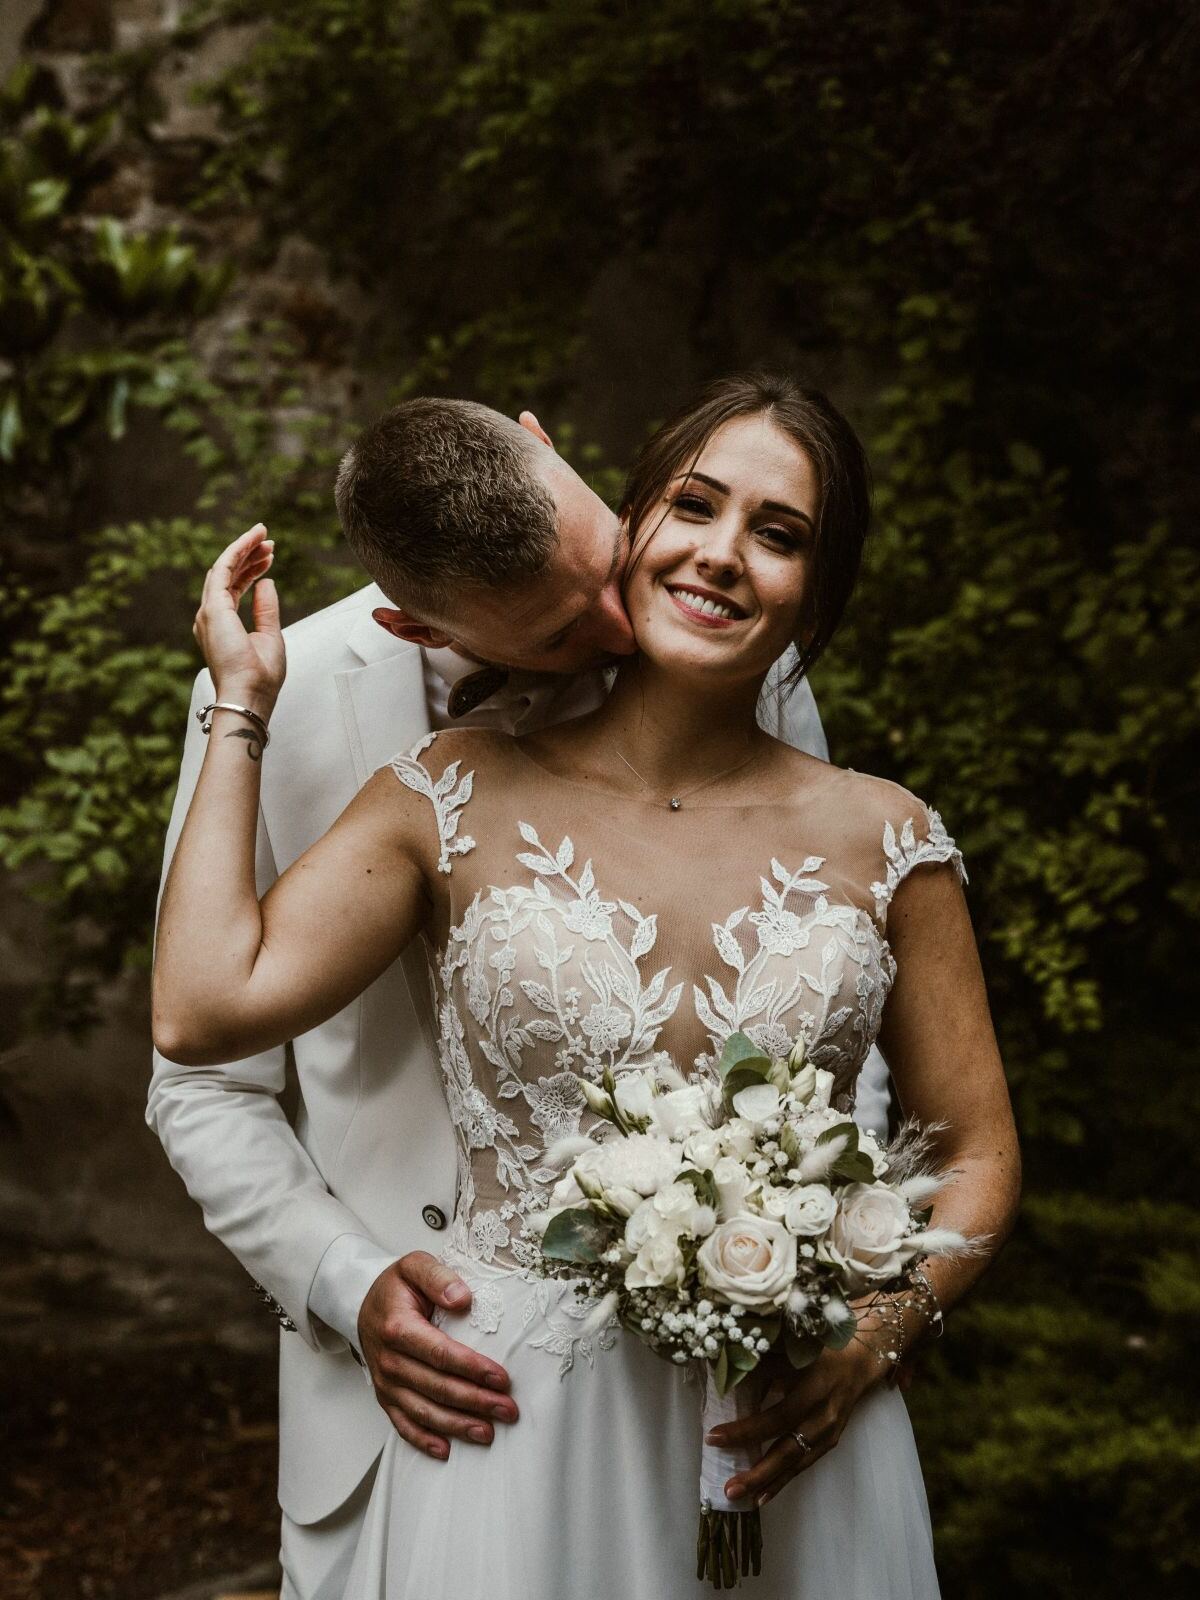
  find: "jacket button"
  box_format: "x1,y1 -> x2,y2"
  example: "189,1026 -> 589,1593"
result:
422,1204 -> 447,1231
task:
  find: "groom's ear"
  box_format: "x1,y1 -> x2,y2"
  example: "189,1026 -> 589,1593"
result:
372,607 -> 455,650
518,410 -> 554,450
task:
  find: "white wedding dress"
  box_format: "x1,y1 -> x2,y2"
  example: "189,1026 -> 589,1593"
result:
344,729 -> 966,1600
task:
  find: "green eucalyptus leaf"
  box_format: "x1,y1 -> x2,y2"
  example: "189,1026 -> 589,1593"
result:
540,1207 -> 612,1264
718,1031 -> 771,1083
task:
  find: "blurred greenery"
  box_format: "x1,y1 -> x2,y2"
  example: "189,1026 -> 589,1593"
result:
3,1 -> 1199,1591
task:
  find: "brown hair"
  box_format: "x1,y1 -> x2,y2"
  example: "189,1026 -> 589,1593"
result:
619,372 -> 871,681
334,398 -> 557,616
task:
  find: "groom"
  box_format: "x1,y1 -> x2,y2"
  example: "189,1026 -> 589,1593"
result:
148,398 -> 892,1599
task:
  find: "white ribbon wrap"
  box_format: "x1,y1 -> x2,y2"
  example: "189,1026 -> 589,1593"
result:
699,1366 -> 761,1513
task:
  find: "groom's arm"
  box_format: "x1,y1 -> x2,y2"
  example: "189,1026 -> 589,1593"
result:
146,668 -> 386,1349
148,667 -> 517,1449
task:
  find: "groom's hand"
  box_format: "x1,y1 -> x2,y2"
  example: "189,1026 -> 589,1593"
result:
358,1252 -> 518,1460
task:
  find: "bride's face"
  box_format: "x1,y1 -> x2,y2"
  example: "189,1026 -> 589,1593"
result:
623,414 -> 818,684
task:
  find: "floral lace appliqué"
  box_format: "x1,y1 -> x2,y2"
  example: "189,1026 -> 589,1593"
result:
397,744 -> 963,1379
389,733 -> 476,874
870,808 -> 967,923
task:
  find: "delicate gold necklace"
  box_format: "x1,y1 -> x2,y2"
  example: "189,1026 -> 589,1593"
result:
610,742 -> 764,811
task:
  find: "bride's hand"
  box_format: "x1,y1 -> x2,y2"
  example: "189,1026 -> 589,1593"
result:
193,523 -> 285,713
707,1338 -> 884,1507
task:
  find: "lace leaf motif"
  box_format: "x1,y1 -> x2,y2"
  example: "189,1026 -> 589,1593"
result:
389,733 -> 477,875
871,806 -> 968,924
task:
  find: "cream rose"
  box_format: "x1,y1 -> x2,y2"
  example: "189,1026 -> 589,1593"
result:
827,1182 -> 914,1288
697,1216 -> 797,1308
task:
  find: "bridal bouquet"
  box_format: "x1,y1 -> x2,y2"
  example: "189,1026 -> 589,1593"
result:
526,1032 -> 966,1589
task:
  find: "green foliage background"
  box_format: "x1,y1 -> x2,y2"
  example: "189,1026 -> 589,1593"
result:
2,3 -> 1198,1591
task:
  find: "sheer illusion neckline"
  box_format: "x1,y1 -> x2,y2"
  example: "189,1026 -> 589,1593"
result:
507,733 -> 842,813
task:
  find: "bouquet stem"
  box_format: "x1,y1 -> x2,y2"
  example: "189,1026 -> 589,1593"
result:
697,1367 -> 764,1588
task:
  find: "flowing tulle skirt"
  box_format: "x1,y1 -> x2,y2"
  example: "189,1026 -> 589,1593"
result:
343,1272 -> 940,1600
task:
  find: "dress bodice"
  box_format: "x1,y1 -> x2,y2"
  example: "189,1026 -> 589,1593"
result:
388,730 -> 966,1303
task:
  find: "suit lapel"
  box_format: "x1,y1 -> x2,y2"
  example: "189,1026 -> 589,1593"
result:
337,610 -> 431,787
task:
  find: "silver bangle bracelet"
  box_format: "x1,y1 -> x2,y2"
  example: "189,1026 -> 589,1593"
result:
196,701 -> 271,748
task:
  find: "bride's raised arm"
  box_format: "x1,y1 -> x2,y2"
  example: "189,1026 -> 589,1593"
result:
152,526 -> 431,1066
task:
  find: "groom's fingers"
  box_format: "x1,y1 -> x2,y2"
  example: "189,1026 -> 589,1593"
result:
396,1250 -> 476,1313
381,1402 -> 450,1462
380,1352 -> 518,1426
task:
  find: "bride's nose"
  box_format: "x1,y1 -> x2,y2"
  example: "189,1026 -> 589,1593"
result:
693,515 -> 744,583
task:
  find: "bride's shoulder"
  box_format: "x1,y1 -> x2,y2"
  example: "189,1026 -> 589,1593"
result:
387,726 -> 515,776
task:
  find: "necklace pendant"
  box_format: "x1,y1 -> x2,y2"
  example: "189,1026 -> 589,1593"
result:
669,797 -> 682,811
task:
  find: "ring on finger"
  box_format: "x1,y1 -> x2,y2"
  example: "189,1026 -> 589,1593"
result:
790,1428 -> 813,1454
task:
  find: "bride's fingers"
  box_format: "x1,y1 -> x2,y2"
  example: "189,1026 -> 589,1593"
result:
726,1425 -> 836,1506
706,1375 -> 820,1451
200,525 -> 270,611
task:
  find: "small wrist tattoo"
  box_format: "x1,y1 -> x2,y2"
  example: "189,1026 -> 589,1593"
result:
224,727 -> 263,762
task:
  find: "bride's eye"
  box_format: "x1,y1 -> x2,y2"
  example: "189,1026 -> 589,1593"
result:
757,523 -> 803,550
672,494 -> 711,517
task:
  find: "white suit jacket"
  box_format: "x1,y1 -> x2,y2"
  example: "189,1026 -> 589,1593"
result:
147,580 -> 890,1525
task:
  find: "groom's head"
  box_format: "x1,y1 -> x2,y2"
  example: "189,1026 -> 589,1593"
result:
335,399 -> 635,672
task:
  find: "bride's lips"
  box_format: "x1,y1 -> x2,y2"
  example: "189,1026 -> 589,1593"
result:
663,582 -> 750,631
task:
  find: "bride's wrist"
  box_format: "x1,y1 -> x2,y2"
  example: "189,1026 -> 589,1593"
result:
851,1273 -> 943,1376
211,679 -> 277,723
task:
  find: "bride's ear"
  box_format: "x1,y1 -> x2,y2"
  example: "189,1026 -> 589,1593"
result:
372,607 -> 455,650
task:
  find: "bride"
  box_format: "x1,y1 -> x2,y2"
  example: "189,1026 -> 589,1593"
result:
154,375 -> 1020,1598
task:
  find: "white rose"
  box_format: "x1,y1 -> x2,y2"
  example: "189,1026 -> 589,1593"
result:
732,1083 -> 782,1125
574,1133 -> 682,1202
827,1182 -> 912,1289
721,1119 -> 758,1160
652,1084 -> 711,1139
760,1186 -> 789,1221
697,1217 -> 798,1308
712,1155 -> 754,1220
682,1126 -> 724,1170
653,1180 -> 716,1239
782,1184 -> 839,1237
857,1130 -> 889,1178
614,1072 -> 656,1124
811,1068 -> 835,1108
625,1231 -> 686,1289
624,1197 -> 665,1253
793,1104 -> 845,1147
